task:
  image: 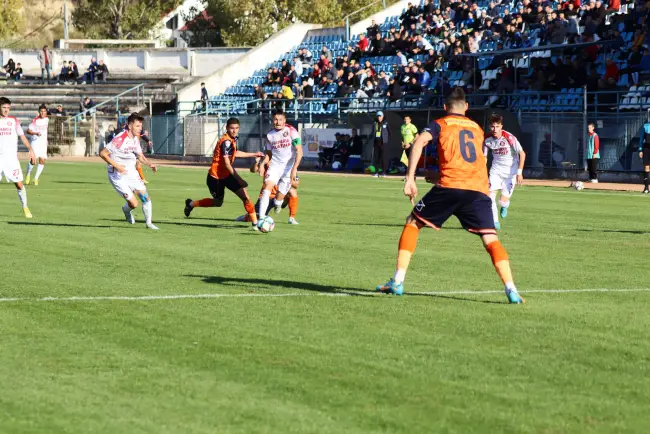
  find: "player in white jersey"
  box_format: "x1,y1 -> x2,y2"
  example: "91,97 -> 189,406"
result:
482,114 -> 526,230
25,105 -> 49,186
257,110 -> 303,224
99,112 -> 159,230
0,97 -> 36,218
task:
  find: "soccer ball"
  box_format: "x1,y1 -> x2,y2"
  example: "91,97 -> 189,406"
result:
332,161 -> 342,171
574,181 -> 584,191
258,216 -> 275,233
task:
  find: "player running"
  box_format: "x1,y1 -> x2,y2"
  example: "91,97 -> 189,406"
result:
25,105 -> 49,186
639,114 -> 650,193
257,110 -> 303,224
236,157 -> 300,224
184,117 -> 263,229
99,113 -> 159,230
482,113 -> 526,230
0,97 -> 36,218
376,88 -> 524,304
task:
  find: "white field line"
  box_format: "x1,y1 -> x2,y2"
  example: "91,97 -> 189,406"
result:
0,288 -> 649,303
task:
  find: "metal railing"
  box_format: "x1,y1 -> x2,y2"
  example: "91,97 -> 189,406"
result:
343,0 -> 387,41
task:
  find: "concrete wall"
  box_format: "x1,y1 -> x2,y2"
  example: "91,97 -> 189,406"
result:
177,23 -> 322,110
0,47 -> 249,77
350,0 -> 411,36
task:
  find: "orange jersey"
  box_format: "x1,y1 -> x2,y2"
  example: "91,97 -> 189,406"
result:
208,134 -> 237,179
423,114 -> 488,194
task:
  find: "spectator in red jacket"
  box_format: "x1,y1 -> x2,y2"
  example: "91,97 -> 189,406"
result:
603,58 -> 619,82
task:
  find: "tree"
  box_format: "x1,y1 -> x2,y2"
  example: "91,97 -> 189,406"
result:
0,0 -> 24,41
180,6 -> 224,47
72,0 -> 182,40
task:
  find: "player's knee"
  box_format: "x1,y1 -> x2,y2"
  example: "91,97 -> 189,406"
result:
214,198 -> 224,207
499,197 -> 510,207
138,192 -> 150,203
39,158 -> 45,164
405,215 -> 423,229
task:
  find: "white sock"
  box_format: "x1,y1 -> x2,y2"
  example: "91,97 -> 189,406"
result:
142,200 -> 152,225
393,268 -> 406,284
258,189 -> 271,218
17,187 -> 27,208
26,161 -> 34,176
505,281 -> 517,292
35,164 -> 45,180
273,198 -> 284,208
490,191 -> 499,224
122,202 -> 132,213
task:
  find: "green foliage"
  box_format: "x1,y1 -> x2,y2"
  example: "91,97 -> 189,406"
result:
71,0 -> 182,39
0,0 -> 25,40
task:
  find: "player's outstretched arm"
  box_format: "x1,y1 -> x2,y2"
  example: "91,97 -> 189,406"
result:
99,147 -> 126,174
137,152 -> 157,173
19,134 -> 35,164
236,151 -> 265,159
259,151 -> 272,177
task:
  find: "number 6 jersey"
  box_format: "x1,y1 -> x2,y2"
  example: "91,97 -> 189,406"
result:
422,114 -> 488,195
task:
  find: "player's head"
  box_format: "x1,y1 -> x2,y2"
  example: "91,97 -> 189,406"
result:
0,97 -> 11,117
126,112 -> 144,136
587,121 -> 596,133
38,105 -> 48,118
404,115 -> 412,124
489,113 -> 504,137
272,110 -> 286,130
226,117 -> 240,138
443,87 -> 468,115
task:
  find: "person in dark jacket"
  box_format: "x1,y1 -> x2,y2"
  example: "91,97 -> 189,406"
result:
97,60 -> 109,83
372,111 -> 391,177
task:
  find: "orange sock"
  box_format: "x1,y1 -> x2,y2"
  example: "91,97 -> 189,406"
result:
485,240 -> 513,284
288,196 -> 299,218
244,199 -> 257,224
194,198 -> 214,207
396,224 -> 420,272
136,165 -> 146,181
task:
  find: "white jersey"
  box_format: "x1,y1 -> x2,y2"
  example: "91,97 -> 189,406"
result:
0,116 -> 24,159
28,116 -> 49,148
104,130 -> 143,180
265,125 -> 301,167
483,130 -> 523,177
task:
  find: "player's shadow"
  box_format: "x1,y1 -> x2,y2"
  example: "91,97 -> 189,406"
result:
52,181 -> 103,185
185,274 -> 377,297
7,221 -> 119,229
577,229 -> 650,235
101,219 -> 243,230
406,292 -> 506,305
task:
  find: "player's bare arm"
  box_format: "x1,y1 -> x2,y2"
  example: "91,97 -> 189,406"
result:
259,151 -> 272,177
26,128 -> 41,137
517,149 -> 526,184
291,144 -> 303,183
99,147 -> 126,174
137,152 -> 158,173
19,134 -> 36,164
404,131 -> 431,204
236,151 -> 265,159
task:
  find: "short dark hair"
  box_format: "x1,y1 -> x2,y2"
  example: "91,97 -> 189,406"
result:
0,97 -> 11,106
445,87 -> 466,109
226,117 -> 240,127
201,82 -> 205,86
588,121 -> 596,128
273,110 -> 286,117
127,112 -> 144,125
38,104 -> 48,112
489,113 -> 504,125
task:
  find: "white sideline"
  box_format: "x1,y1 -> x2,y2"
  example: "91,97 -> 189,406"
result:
0,288 -> 649,303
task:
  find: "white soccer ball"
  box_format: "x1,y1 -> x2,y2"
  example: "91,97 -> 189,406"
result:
258,216 -> 275,233
574,181 -> 584,191
332,161 -> 342,170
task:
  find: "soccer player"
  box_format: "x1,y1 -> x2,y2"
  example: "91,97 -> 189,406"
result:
257,110 -> 303,222
482,113 -> 526,230
25,105 -> 49,186
184,117 -> 263,229
236,158 -> 300,224
376,88 -> 524,304
0,97 -> 35,218
99,113 -> 159,230
639,116 -> 650,193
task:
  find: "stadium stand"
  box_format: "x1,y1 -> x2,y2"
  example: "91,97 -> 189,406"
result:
203,0 -> 648,115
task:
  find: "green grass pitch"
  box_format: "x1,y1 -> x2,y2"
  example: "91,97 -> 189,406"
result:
1,161 -> 649,433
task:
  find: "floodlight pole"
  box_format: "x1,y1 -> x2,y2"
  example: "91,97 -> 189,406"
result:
63,1 -> 69,40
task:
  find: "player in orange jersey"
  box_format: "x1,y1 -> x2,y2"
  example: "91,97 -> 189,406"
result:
376,88 -> 524,304
235,157 -> 300,224
184,118 -> 264,230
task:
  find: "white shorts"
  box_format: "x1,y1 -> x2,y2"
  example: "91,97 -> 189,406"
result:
265,160 -> 295,196
489,172 -> 517,197
108,174 -> 146,201
0,159 -> 24,183
32,143 -> 48,160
